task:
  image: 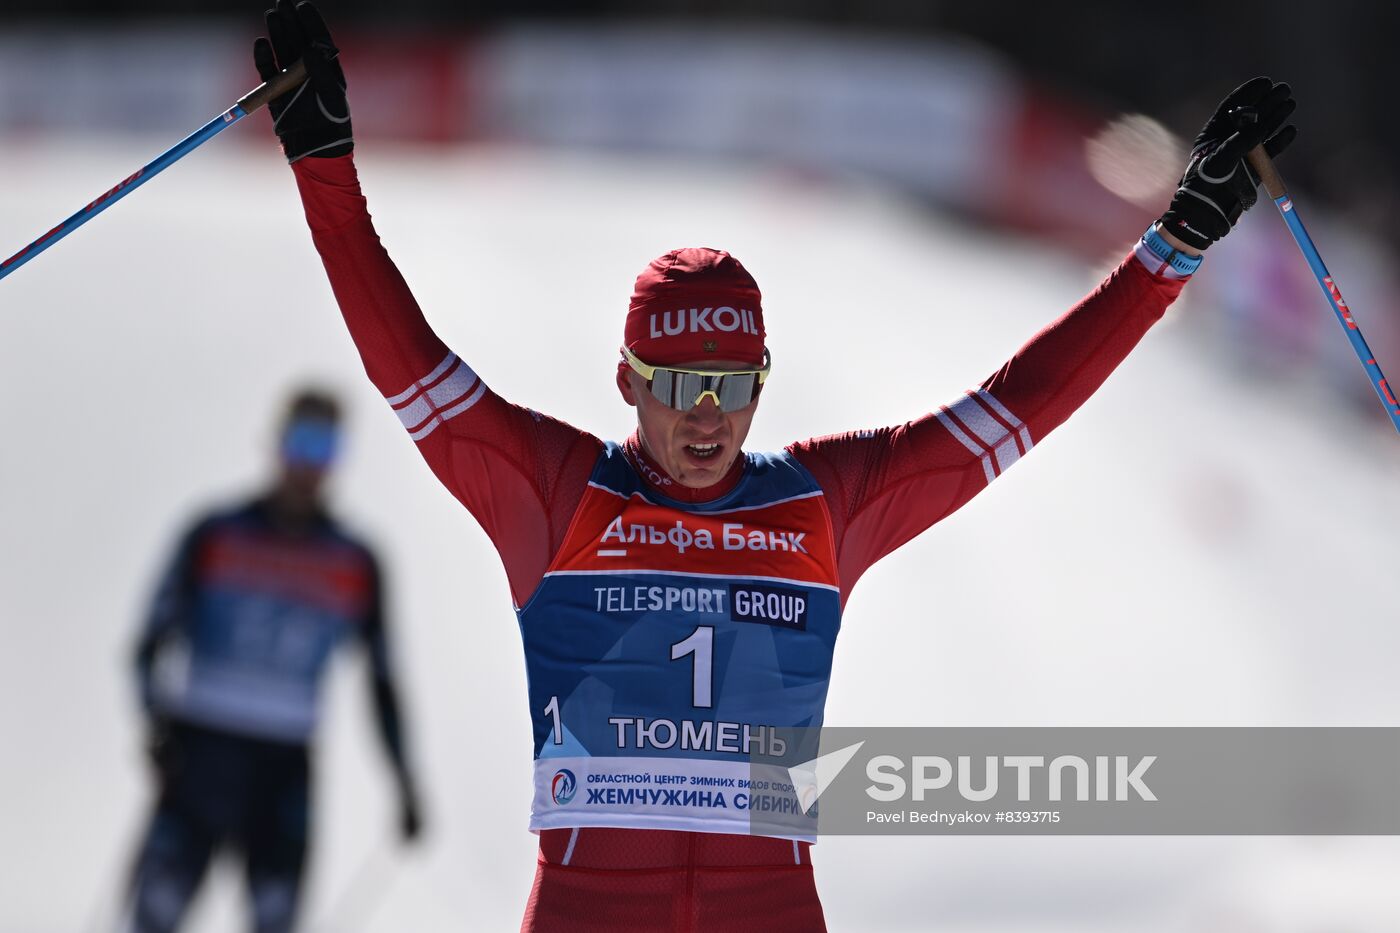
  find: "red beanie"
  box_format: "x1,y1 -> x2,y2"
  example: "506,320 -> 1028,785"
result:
624,248 -> 765,367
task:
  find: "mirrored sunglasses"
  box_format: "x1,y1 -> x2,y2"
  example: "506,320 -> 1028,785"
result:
622,346 -> 771,413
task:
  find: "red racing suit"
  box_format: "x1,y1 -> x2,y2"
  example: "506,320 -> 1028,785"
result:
290,154 -> 1188,932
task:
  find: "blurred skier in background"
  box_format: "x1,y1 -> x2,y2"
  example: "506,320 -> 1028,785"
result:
250,1 -> 1295,929
125,388 -> 423,933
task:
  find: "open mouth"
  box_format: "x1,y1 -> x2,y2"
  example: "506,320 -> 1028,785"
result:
685,442 -> 722,460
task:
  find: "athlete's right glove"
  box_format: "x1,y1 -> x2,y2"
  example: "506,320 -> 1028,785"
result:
1159,77 -> 1297,251
144,716 -> 182,785
397,772 -> 424,843
252,0 -> 353,163
400,778 -> 420,840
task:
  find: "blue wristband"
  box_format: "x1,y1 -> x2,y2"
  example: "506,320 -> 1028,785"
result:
1141,224 -> 1203,276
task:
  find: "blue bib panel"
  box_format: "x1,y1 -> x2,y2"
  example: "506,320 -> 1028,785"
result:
517,443 -> 841,839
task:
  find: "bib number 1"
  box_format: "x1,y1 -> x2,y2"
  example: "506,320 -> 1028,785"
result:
670,626 -> 714,709
542,625 -> 716,745
544,694 -> 562,745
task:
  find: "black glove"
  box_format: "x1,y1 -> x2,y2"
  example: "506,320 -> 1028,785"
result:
1159,77 -> 1297,251
397,778 -> 424,844
145,716 -> 182,784
253,0 -> 353,163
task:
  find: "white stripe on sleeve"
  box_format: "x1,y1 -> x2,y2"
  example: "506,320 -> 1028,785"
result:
386,353 -> 487,441
410,381 -> 487,440
935,409 -> 996,485
975,389 -> 1033,453
386,352 -> 458,405
937,388 -> 1035,484
947,393 -> 1007,449
993,435 -> 1021,473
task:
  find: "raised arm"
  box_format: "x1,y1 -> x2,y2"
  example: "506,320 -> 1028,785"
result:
256,2 -> 601,604
791,249 -> 1183,602
792,78 -> 1297,606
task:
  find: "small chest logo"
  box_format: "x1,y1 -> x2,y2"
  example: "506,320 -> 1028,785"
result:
730,583 -> 808,630
551,768 -> 577,805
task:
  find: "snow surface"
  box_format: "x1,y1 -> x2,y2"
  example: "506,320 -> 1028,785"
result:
2,135 -> 1398,932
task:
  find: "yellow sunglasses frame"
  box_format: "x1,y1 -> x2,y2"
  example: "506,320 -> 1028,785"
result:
621,346 -> 772,409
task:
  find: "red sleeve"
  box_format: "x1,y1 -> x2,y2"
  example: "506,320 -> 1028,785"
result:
290,155 -> 601,607
789,254 -> 1186,605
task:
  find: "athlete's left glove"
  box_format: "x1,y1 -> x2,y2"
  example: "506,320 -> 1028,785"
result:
253,0 -> 353,163
144,716 -> 182,785
1159,77 -> 1297,251
397,774 -> 424,843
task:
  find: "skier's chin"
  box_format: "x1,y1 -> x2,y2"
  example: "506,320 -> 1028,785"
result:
674,442 -> 733,486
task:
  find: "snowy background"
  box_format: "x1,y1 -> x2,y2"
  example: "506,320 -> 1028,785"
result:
2,130 -> 1399,931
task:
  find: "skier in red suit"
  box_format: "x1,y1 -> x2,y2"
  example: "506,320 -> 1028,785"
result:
252,3 -> 1295,929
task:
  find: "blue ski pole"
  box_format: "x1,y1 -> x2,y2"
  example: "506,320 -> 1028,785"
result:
1245,146 -> 1400,435
0,59 -> 306,283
